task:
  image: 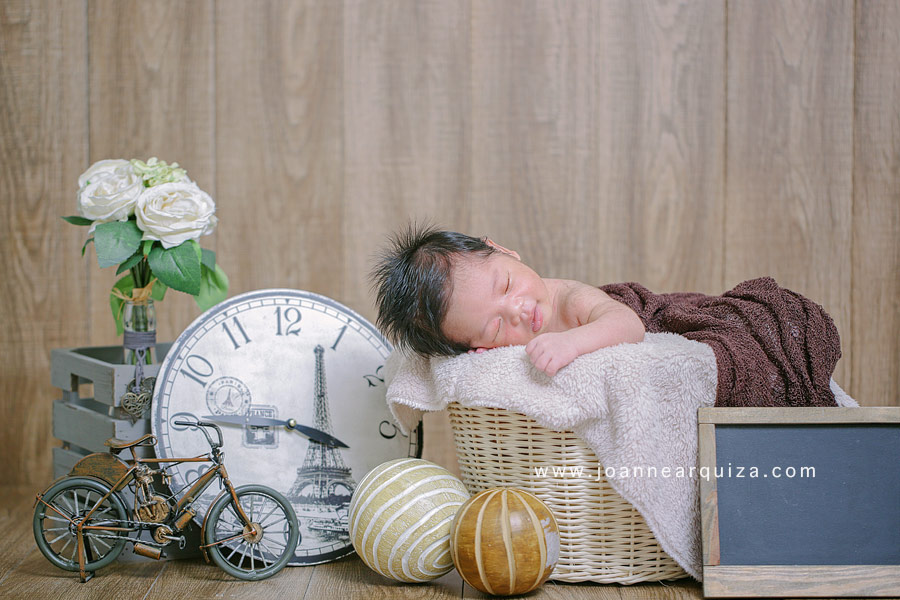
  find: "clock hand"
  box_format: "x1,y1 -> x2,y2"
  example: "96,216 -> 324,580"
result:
201,414 -> 350,448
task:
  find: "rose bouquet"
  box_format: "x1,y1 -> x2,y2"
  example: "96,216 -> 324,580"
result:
64,158 -> 229,334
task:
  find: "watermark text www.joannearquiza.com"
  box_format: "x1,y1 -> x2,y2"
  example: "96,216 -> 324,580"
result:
532,463 -> 816,481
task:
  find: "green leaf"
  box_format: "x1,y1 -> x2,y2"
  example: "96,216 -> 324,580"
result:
196,263 -> 229,312
109,274 -> 135,336
147,243 -> 202,295
142,240 -> 155,256
94,220 -> 142,268
81,237 -> 94,256
63,215 -> 93,226
116,251 -> 145,275
189,239 -> 202,264
151,279 -> 168,302
200,248 -> 216,270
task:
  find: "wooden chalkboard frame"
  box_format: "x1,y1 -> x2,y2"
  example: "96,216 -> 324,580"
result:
698,407 -> 900,598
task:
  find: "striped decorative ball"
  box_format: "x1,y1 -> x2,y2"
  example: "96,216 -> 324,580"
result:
450,488 -> 560,596
348,458 -> 470,582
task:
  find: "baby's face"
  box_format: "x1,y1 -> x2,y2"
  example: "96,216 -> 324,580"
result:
442,251 -> 551,350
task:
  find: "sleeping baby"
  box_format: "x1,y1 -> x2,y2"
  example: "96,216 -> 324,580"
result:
370,225 -> 645,376
371,224 -> 843,408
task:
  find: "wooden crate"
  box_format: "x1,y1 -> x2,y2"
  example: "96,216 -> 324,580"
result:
50,344 -> 172,469
49,343 -> 200,560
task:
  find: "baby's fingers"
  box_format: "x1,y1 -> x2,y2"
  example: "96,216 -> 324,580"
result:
531,352 -> 552,373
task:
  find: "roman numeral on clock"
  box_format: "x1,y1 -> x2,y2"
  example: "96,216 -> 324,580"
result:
331,325 -> 348,350
223,317 -> 251,349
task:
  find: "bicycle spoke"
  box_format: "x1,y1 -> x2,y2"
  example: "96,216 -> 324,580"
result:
59,494 -> 75,517
225,540 -> 241,562
249,545 -> 255,572
222,513 -> 244,529
262,537 -> 287,552
214,509 -> 242,536
92,506 -> 115,520
237,543 -> 247,570
241,495 -> 260,523
260,515 -> 288,531
87,536 -> 99,559
215,525 -> 239,538
257,502 -> 280,527
250,544 -> 266,566
44,513 -> 71,524
223,504 -> 243,528
258,543 -> 273,567
47,499 -> 74,520
47,531 -> 70,545
252,543 -> 269,565
89,535 -> 113,552
257,539 -> 278,564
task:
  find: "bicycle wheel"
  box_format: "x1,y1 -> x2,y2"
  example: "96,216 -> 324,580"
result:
204,484 -> 299,580
33,476 -> 129,572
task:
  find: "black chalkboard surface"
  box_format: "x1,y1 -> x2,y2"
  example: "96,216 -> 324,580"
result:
699,407 -> 900,598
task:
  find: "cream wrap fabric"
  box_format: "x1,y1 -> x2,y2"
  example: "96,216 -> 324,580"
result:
383,332 -> 858,581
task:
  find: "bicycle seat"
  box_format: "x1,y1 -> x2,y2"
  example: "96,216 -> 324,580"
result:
105,433 -> 156,450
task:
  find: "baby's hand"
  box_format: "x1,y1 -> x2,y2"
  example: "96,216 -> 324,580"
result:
525,332 -> 579,377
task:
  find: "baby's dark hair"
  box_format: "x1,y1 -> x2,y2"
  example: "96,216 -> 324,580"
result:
370,225 -> 495,357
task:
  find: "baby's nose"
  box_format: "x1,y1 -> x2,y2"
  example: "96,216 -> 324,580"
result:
506,298 -> 528,325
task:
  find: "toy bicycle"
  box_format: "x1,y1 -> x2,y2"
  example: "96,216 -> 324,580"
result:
33,419 -> 300,582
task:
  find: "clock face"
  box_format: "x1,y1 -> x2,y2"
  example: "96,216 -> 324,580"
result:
151,289 -> 421,565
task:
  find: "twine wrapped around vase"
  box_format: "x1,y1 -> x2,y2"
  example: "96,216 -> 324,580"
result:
114,280 -> 158,421
110,278 -> 157,319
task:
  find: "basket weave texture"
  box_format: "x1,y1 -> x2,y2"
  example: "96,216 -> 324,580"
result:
448,403 -> 687,584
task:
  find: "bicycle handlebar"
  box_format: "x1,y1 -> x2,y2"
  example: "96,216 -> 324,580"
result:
173,419 -> 224,449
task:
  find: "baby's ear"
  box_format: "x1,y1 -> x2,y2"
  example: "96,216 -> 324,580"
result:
485,238 -> 521,261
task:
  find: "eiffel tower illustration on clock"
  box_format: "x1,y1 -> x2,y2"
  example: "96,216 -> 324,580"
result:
287,345 -> 356,557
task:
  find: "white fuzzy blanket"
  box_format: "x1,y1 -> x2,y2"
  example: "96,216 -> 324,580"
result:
384,332 -> 858,581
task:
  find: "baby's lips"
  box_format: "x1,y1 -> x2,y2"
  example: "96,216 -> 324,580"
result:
532,305 -> 543,332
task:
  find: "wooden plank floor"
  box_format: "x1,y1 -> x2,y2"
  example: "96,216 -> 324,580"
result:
1,485 -> 704,600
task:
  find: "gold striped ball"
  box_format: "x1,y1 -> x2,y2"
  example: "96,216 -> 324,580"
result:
450,488 -> 560,596
348,458 -> 470,582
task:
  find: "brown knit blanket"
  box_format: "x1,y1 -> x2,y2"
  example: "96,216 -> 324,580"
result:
601,277 -> 841,407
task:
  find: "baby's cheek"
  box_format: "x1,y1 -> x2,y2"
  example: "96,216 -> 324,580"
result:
513,330 -> 537,346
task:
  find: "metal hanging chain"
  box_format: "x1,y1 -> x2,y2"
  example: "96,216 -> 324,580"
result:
122,330 -> 157,421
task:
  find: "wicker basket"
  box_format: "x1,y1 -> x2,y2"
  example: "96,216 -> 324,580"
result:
447,403 -> 687,584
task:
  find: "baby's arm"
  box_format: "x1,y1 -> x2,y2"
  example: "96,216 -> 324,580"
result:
526,283 -> 644,376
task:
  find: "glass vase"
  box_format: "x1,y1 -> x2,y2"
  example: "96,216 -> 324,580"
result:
123,299 -> 157,365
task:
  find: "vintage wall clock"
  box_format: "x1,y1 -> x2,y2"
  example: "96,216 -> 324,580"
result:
151,289 -> 422,565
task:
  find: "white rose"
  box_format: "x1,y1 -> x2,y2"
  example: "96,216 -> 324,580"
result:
78,158 -> 129,188
135,182 -> 218,249
77,160 -> 144,229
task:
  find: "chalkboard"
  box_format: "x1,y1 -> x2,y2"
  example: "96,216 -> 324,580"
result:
699,407 -> 900,598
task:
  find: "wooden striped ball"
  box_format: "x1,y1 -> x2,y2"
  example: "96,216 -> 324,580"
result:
348,458 -> 470,582
450,488 -> 560,596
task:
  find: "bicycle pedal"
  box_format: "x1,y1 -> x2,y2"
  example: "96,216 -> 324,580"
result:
159,534 -> 187,549
133,543 -> 163,560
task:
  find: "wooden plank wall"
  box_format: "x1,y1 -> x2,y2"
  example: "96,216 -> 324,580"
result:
1,0 -> 898,487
